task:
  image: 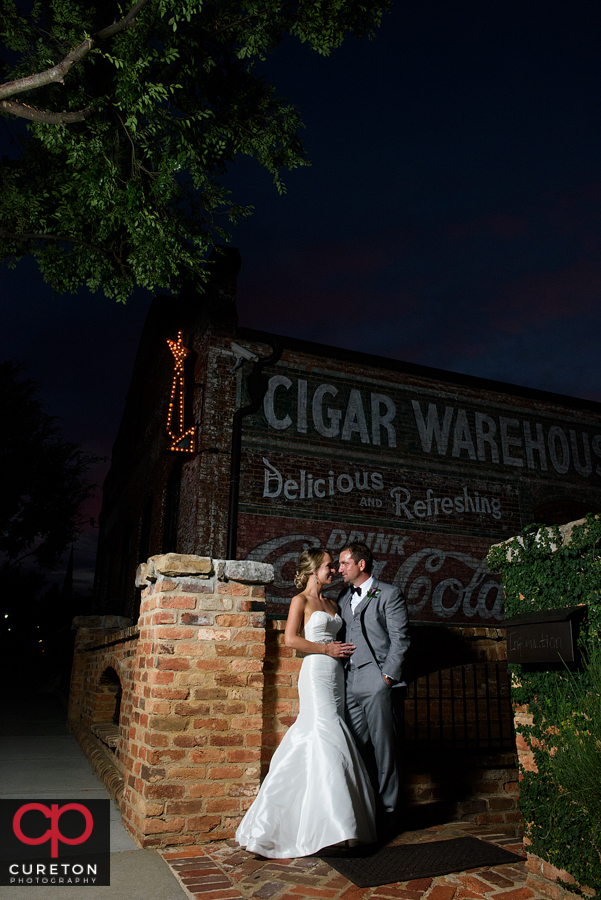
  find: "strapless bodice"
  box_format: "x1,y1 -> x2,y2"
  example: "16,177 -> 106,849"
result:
304,610 -> 342,643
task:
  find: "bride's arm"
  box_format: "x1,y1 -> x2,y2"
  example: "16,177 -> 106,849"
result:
284,595 -> 354,658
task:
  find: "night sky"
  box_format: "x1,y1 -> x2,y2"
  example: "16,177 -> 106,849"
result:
2,0 -> 601,594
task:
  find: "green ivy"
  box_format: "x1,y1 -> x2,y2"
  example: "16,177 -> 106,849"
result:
487,515 -> 601,895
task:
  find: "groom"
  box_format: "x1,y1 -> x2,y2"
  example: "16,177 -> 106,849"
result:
338,541 -> 410,836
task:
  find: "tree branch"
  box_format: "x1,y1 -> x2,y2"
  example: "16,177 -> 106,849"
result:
0,40 -> 92,101
95,0 -> 152,41
212,8 -> 268,35
0,230 -> 108,253
0,100 -> 91,123
0,0 -> 153,105
3,549 -> 38,571
116,111 -> 137,176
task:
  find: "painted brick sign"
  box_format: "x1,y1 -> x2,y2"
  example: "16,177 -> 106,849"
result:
241,449 -> 520,532
238,513 -> 502,624
237,359 -> 601,621
248,366 -> 601,484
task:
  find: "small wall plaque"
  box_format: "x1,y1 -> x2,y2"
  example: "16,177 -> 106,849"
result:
504,606 -> 586,666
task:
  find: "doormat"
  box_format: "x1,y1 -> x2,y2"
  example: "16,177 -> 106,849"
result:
318,836 -> 523,886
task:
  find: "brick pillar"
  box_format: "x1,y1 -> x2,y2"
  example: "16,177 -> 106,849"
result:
121,554 -> 273,849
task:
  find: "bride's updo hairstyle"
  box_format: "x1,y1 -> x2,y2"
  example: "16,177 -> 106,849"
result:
294,548 -> 327,591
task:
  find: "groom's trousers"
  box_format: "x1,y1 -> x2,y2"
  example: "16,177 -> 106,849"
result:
345,662 -> 400,817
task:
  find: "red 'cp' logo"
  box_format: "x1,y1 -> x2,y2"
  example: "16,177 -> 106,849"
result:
13,803 -> 94,858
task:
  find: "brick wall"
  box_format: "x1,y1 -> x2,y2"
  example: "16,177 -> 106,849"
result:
262,619 -> 301,769
68,614 -> 137,776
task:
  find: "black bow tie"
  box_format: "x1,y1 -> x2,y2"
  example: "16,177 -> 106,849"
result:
350,585 -> 362,597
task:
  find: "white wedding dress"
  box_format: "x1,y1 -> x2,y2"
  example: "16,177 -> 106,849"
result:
235,611 -> 376,858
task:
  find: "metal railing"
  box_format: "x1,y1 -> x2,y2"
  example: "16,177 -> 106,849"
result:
400,662 -> 515,753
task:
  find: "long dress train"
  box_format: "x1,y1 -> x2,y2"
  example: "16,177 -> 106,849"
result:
235,610 -> 376,858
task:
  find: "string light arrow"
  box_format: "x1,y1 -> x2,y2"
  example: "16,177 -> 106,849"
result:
166,331 -> 196,454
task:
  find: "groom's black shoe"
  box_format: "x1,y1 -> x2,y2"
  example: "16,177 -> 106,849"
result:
376,811 -> 400,843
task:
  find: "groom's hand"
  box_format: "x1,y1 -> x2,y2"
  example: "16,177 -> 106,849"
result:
383,674 -> 395,687
327,642 -> 355,658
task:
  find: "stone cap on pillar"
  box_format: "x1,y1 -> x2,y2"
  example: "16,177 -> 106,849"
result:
218,559 -> 274,584
135,553 -> 273,587
136,553 -> 213,585
489,515 -> 592,562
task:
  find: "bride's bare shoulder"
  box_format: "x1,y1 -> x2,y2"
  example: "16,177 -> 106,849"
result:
286,591 -> 308,621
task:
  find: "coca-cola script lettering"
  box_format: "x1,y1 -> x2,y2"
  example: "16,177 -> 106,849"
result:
240,517 -> 502,624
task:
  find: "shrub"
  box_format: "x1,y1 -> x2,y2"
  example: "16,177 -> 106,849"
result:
487,515 -> 601,894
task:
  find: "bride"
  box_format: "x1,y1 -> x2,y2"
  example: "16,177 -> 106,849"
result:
235,548 -> 376,858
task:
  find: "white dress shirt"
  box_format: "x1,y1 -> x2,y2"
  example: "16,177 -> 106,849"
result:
350,575 -> 374,614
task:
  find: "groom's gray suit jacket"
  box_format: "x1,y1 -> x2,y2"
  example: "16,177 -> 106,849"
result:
339,578 -> 410,817
339,578 -> 410,685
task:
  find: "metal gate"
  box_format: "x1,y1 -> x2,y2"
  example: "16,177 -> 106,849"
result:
400,662 -> 515,752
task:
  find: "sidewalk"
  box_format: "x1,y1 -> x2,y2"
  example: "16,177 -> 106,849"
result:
0,692 -> 190,900
0,692 -> 535,900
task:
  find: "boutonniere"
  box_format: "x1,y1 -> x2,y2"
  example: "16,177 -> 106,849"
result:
363,587 -> 381,607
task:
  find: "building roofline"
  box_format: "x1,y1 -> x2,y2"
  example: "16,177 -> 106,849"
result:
237,325 -> 601,414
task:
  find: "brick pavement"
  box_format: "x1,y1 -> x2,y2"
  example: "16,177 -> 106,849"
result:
161,822 -> 538,900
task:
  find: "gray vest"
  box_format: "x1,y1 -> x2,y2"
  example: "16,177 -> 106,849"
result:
347,607 -> 376,668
